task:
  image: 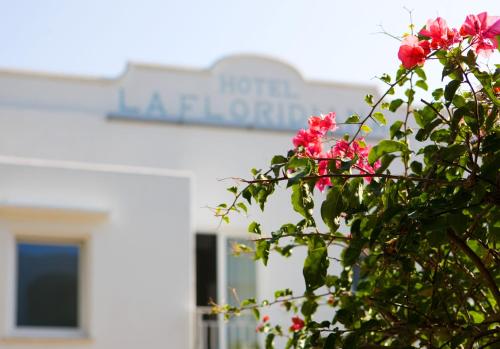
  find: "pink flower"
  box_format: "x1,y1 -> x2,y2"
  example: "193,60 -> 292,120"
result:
329,139 -> 379,183
419,17 -> 460,49
398,35 -> 431,69
352,138 -> 370,159
316,159 -> 331,192
308,112 -> 337,137
262,315 -> 270,323
293,113 -> 337,158
331,139 -> 354,159
289,316 -> 305,332
292,129 -> 322,157
460,12 -> 500,56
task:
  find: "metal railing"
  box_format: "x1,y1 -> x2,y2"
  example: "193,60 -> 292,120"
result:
196,307 -> 219,349
195,307 -> 259,349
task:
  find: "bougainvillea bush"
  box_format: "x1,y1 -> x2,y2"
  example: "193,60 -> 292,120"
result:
214,12 -> 500,348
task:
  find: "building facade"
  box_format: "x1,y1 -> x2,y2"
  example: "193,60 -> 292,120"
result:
0,55 -> 382,349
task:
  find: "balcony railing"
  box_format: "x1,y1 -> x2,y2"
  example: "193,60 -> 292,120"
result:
195,307 -> 259,349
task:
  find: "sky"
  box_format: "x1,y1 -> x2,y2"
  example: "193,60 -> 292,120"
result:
0,0 -> 499,90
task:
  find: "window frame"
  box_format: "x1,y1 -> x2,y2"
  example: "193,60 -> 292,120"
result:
8,235 -> 89,340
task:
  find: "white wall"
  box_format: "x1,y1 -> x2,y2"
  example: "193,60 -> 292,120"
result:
0,56 -> 386,347
0,158 -> 193,349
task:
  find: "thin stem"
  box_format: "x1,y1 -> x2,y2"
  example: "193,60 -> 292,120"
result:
252,232 -> 351,243
420,99 -> 450,125
446,229 -> 500,309
231,173 -> 464,185
403,72 -> 414,177
350,70 -> 412,143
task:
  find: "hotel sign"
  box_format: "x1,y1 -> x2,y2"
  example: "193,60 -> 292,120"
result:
108,55 -> 383,136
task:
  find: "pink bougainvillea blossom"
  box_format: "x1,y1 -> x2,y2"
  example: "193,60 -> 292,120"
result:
460,12 -> 500,56
316,159 -> 331,192
398,35 -> 431,69
293,113 -> 337,157
292,129 -> 323,157
419,17 -> 460,49
293,115 -> 380,191
289,316 -> 305,332
330,138 -> 380,184
308,112 -> 337,137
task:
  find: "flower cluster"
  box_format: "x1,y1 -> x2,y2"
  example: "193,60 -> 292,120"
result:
292,112 -> 336,157
398,12 -> 500,69
289,316 -> 305,332
293,113 -> 380,192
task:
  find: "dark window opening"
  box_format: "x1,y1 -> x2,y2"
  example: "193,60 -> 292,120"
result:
196,234 -> 217,307
16,242 -> 79,328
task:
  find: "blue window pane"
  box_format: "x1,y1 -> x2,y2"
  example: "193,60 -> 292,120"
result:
16,243 -> 79,328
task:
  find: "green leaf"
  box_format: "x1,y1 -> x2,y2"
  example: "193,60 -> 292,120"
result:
242,186 -> 253,204
372,112 -> 387,126
241,298 -> 256,307
301,299 -> 318,317
364,94 -> 374,105
252,308 -> 260,321
265,333 -> 275,349
444,80 -> 461,104
274,288 -> 292,299
410,161 -> 422,174
286,156 -> 314,185
469,311 -> 485,324
430,129 -> 450,143
345,114 -> 360,123
482,131 -> 500,153
405,88 -> 415,104
380,73 -> 391,83
368,140 -> 406,164
414,67 -> 427,80
442,62 -> 459,80
321,186 -> 343,232
389,99 -> 404,112
390,120 -> 404,139
439,144 -> 467,162
248,221 -> 262,235
470,66 -> 500,107
432,88 -> 444,100
291,183 -> 314,220
237,202 -> 248,213
303,235 -> 329,291
323,333 -> 339,349
255,240 -> 270,266
343,333 -> 360,349
452,94 -> 466,108
271,155 -> 287,165
416,79 -> 428,91
227,186 -> 238,194
361,124 -> 372,133
343,237 -> 365,267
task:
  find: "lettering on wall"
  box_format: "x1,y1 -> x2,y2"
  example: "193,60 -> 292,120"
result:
109,74 -> 382,137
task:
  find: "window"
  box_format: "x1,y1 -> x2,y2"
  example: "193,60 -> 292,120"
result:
195,233 -> 258,349
196,234 -> 217,307
225,238 -> 258,349
16,241 -> 80,329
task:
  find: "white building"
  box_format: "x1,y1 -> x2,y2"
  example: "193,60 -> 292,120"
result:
0,55 -> 381,349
